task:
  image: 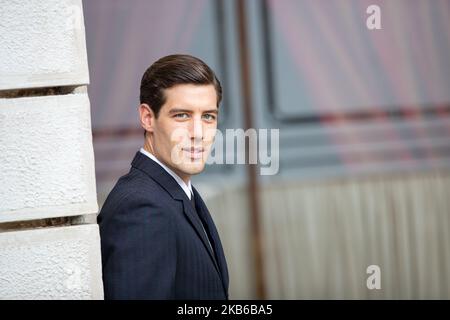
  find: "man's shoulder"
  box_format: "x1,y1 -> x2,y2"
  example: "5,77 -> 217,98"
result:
102,167 -> 171,209
114,166 -> 156,191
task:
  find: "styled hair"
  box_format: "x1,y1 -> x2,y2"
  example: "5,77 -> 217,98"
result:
140,54 -> 222,118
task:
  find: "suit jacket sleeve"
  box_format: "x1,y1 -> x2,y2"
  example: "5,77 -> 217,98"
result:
99,192 -> 177,299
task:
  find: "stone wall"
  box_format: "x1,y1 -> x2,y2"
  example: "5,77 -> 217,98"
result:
0,0 -> 103,299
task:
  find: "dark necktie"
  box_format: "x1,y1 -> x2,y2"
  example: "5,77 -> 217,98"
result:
190,191 -> 215,254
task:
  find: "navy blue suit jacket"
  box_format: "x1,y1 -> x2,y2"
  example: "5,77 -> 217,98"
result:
97,151 -> 229,299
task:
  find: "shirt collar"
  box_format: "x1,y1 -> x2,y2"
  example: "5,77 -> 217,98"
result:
139,148 -> 192,200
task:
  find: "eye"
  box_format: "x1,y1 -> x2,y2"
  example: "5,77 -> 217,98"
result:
202,114 -> 216,121
174,113 -> 189,119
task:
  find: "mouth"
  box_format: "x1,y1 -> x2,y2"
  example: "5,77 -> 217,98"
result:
181,147 -> 204,160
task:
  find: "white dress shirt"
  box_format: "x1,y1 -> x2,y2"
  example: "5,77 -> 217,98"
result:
139,147 -> 193,200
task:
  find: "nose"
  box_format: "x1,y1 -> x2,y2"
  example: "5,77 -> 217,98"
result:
190,114 -> 203,143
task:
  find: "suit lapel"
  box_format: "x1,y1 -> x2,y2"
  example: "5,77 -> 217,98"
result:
192,187 -> 229,295
181,197 -> 221,275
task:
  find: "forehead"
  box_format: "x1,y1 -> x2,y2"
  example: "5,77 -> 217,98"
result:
163,84 -> 218,110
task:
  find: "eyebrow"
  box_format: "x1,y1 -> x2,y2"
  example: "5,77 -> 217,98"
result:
168,108 -> 218,114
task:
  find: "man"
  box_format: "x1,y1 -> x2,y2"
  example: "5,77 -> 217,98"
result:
97,54 -> 229,299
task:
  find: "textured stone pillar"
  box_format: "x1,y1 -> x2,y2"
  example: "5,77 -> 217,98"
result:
0,0 -> 103,299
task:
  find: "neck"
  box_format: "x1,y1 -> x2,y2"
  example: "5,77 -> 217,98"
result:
179,174 -> 191,185
142,140 -> 191,185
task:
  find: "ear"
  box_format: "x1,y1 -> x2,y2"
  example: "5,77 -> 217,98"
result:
139,103 -> 155,134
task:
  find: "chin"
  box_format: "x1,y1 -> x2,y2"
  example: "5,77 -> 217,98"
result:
178,162 -> 206,176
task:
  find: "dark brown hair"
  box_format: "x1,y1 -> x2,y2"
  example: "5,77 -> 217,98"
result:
140,54 -> 222,118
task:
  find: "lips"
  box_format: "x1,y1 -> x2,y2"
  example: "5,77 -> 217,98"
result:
182,147 -> 204,152
182,147 -> 204,159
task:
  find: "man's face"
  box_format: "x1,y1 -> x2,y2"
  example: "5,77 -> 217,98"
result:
149,84 -> 218,181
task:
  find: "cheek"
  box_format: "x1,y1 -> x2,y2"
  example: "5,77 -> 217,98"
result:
204,126 -> 217,143
168,123 -> 190,146
154,122 -> 178,151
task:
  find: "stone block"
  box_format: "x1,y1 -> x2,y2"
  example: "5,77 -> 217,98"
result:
0,0 -> 89,90
0,224 -> 103,299
0,93 -> 98,223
